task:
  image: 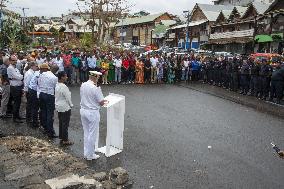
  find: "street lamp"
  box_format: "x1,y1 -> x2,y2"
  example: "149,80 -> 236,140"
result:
183,10 -> 190,51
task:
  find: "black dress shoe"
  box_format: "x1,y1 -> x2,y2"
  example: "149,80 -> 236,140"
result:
17,117 -> 26,120
0,115 -> 12,119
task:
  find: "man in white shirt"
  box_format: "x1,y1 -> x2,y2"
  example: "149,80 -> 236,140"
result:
24,62 -> 38,124
183,57 -> 190,82
150,55 -> 159,83
7,55 -> 24,123
80,71 -> 108,160
55,71 -> 73,145
87,54 -> 96,71
114,56 -> 122,83
36,54 -> 46,66
54,54 -> 64,72
38,63 -> 58,138
28,68 -> 40,128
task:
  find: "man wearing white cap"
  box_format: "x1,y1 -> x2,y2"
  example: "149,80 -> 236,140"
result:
80,71 -> 108,160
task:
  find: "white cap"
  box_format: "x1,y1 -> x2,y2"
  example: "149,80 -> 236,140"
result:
89,71 -> 102,76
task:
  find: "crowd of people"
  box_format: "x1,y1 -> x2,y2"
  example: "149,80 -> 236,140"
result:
5,47 -> 281,104
0,46 -> 283,159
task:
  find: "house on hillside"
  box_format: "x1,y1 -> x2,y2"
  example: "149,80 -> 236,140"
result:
208,2 -> 271,54
255,0 -> 284,53
166,3 -> 235,49
64,18 -> 98,40
114,12 -> 174,46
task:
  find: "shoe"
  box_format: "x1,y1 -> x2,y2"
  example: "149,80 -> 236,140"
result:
13,118 -> 23,123
17,117 -> 26,120
0,115 -> 12,119
61,140 -> 74,146
85,154 -> 100,161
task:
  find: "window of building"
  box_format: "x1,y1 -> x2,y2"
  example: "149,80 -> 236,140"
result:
69,25 -> 73,30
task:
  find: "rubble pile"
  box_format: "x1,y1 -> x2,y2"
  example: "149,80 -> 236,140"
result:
0,136 -> 133,189
0,136 -> 68,158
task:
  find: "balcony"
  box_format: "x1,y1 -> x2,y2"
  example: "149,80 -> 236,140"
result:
210,29 -> 254,40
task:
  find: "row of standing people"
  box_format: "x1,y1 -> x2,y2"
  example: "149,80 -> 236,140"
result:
0,54 -> 74,144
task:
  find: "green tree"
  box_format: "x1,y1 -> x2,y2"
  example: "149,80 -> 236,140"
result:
0,17 -> 32,51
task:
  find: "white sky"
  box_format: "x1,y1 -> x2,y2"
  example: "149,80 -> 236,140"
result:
7,0 -> 212,17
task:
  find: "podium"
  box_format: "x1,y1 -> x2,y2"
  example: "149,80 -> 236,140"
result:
97,93 -> 125,157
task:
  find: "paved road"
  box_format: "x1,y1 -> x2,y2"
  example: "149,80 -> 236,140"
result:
65,84 -> 284,189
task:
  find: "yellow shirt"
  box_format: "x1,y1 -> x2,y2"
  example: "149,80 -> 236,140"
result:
101,62 -> 109,70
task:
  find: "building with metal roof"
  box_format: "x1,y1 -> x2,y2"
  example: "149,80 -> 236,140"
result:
113,12 -> 174,46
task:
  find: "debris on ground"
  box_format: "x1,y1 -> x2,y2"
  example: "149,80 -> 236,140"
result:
0,136 -> 133,189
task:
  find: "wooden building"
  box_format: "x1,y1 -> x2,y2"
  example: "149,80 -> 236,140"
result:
209,2 -> 271,54
114,13 -> 173,46
255,0 -> 284,53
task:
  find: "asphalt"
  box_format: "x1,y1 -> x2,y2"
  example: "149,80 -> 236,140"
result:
1,83 -> 284,189
67,83 -> 284,189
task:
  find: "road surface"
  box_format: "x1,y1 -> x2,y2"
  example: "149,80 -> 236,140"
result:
64,84 -> 284,188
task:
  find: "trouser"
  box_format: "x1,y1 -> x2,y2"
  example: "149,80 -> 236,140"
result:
151,67 -> 157,82
0,85 -> 10,116
240,75 -> 249,94
72,67 -> 79,83
115,67 -> 121,83
10,86 -> 22,119
64,67 -> 73,84
80,109 -> 100,158
39,93 -> 55,136
182,68 -> 189,81
231,73 -> 239,91
191,70 -> 199,81
28,89 -> 39,127
79,70 -> 88,82
250,76 -> 259,96
260,76 -> 270,98
58,109 -> 71,141
103,71 -> 108,84
224,73 -> 230,88
208,70 -> 214,84
270,80 -> 284,102
129,68 -> 135,82
26,90 -> 32,122
144,69 -> 151,83
122,68 -> 129,83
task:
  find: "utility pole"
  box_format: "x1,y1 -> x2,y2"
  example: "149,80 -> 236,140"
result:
183,10 -> 190,51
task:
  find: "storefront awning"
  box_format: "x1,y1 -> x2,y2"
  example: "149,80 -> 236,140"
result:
255,35 -> 273,43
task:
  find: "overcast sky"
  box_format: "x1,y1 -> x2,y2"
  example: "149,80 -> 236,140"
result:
7,0 -> 212,17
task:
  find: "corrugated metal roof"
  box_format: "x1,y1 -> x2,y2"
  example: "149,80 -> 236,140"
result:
197,3 -> 235,21
198,3 -> 235,12
116,13 -> 166,26
253,2 -> 271,14
234,6 -> 248,16
160,20 -> 176,26
169,20 -> 207,30
203,11 -> 222,21
222,10 -> 232,19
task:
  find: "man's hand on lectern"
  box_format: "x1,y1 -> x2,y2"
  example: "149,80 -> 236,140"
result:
100,100 -> 109,107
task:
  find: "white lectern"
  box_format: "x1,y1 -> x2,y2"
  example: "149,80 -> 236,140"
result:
97,93 -> 125,157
